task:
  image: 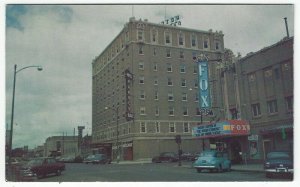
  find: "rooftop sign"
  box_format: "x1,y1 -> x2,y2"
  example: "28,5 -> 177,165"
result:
161,15 -> 181,26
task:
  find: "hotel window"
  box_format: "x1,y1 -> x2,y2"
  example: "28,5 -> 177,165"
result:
178,32 -> 184,46
139,76 -> 144,84
139,61 -> 144,70
183,122 -> 189,133
155,106 -> 159,116
155,91 -> 159,100
182,93 -> 187,101
151,29 -> 158,44
248,73 -> 256,82
251,103 -> 261,117
183,107 -> 188,116
139,45 -> 144,54
167,63 -> 172,72
169,107 -> 175,116
191,34 -> 197,47
267,100 -> 278,114
155,122 -> 160,133
194,79 -> 198,88
140,107 -> 146,115
140,122 -> 146,133
215,41 -> 220,50
285,96 -> 293,111
140,90 -> 145,100
166,48 -> 171,58
154,78 -> 158,85
168,92 -> 174,101
165,31 -> 171,45
193,65 -> 198,74
153,63 -> 158,71
167,77 -> 173,86
203,36 -> 209,49
179,51 -> 184,59
181,78 -> 187,87
180,64 -> 186,73
169,122 -> 176,133
137,29 -> 144,41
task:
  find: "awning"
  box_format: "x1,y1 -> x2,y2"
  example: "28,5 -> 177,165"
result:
192,120 -> 250,139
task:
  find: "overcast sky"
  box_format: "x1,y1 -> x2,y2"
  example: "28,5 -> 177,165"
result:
3,4 -> 294,149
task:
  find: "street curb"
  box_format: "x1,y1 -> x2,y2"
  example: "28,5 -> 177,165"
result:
231,169 -> 265,173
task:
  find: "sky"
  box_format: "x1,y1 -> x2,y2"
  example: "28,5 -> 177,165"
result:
2,3 -> 295,149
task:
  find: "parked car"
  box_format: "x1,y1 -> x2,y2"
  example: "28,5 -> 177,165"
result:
83,154 -> 111,164
152,152 -> 179,163
180,152 -> 195,161
193,150 -> 231,173
20,157 -> 65,180
264,151 -> 293,178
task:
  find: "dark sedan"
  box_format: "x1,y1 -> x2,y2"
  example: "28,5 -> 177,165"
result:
20,157 -> 65,180
83,154 -> 111,164
264,151 -> 293,178
152,152 -> 179,163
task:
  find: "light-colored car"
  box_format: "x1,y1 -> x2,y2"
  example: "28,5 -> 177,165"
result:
193,150 -> 231,173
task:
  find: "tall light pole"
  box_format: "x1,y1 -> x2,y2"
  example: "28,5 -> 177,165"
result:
9,64 -> 43,163
104,106 -> 120,163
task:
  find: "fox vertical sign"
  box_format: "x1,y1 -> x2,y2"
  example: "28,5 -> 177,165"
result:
198,55 -> 211,109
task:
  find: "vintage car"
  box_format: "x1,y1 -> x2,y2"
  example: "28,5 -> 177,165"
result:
193,150 -> 231,173
152,152 -> 179,163
20,157 -> 65,180
83,154 -> 111,164
264,151 -> 293,178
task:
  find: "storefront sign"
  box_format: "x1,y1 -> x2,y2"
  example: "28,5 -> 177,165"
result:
198,60 -> 211,109
192,120 -> 250,139
248,134 -> 258,141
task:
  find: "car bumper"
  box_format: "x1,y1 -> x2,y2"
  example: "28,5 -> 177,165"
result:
194,165 -> 217,169
265,168 -> 294,173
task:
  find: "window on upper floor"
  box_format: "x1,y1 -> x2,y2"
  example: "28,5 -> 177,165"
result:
180,64 -> 186,73
285,96 -> 293,111
181,78 -> 187,87
155,122 -> 160,133
179,51 -> 184,59
251,103 -> 261,117
155,106 -> 159,116
169,106 -> 175,116
139,76 -> 144,84
140,107 -> 146,115
182,107 -> 188,116
154,91 -> 159,100
167,77 -> 173,86
166,48 -> 171,58
215,41 -> 220,50
140,122 -> 146,133
191,34 -> 197,48
168,92 -> 174,101
178,32 -> 185,46
151,29 -> 158,44
183,122 -> 189,133
167,63 -> 172,72
182,93 -> 187,101
139,45 -> 144,55
203,36 -> 209,49
169,122 -> 176,132
140,90 -> 145,100
137,29 -> 144,41
139,61 -> 144,70
267,100 -> 278,114
165,31 -> 171,45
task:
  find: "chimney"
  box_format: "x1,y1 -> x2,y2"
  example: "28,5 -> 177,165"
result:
284,17 -> 290,38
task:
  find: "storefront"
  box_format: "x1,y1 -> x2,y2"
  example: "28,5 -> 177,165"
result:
112,141 -> 133,161
192,120 -> 250,163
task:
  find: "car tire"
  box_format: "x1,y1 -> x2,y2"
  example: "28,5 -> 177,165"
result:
56,169 -> 61,176
217,165 -> 223,173
197,168 -> 202,173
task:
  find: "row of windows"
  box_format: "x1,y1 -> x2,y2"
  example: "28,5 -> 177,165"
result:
251,97 -> 293,117
139,61 -> 199,74
140,122 -> 190,133
139,76 -> 199,88
139,91 -> 199,102
139,106 -> 206,116
138,27 -> 221,51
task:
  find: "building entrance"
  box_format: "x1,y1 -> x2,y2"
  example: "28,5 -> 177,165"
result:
230,141 -> 242,164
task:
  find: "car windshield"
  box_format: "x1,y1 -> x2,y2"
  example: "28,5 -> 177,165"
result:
26,158 -> 43,167
200,151 -> 216,157
267,152 -> 290,159
87,155 -> 95,159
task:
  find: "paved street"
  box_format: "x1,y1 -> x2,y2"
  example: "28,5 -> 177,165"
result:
35,162 -> 292,182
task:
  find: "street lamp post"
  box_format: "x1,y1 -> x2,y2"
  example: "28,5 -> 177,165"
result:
104,106 -> 120,163
9,64 -> 43,164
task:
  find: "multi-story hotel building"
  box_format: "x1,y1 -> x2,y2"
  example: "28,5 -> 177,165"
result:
92,17 -> 225,160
